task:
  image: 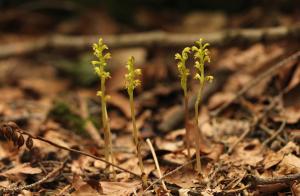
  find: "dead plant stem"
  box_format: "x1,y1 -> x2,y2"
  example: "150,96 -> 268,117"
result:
146,139 -> 168,193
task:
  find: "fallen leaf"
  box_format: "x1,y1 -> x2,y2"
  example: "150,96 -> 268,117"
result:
275,154 -> 300,175
100,181 -> 141,196
2,163 -> 42,176
108,92 -> 131,119
163,167 -> 197,189
263,150 -> 284,169
230,139 -> 264,167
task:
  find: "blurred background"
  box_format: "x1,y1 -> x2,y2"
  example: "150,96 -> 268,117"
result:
1,0 -> 299,34
0,0 -> 299,132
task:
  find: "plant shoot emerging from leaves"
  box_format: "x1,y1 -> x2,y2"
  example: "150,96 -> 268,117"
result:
125,56 -> 146,183
175,47 -> 192,158
175,47 -> 191,97
192,38 -> 213,174
91,38 -> 114,170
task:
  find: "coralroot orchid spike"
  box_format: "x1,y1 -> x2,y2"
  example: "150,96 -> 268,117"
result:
192,38 -> 213,174
175,47 -> 192,158
91,38 -> 114,171
125,56 -> 147,185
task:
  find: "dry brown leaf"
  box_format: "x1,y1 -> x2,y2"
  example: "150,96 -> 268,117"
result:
286,63 -> 300,91
19,78 -> 69,96
206,143 -> 224,161
100,181 -> 141,196
208,92 -> 235,110
0,87 -> 23,102
263,142 -> 299,169
72,174 -> 101,196
2,163 -> 42,176
292,182 -> 300,196
230,139 -> 263,167
275,154 -> 300,175
164,167 -> 197,189
186,120 -> 212,154
263,150 -> 284,169
109,111 -> 127,131
108,92 -> 131,119
279,142 -> 299,155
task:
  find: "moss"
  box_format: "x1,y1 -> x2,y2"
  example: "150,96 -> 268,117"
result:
48,101 -> 90,138
55,54 -> 98,87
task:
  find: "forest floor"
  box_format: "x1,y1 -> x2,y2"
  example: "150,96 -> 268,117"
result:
0,3 -> 299,195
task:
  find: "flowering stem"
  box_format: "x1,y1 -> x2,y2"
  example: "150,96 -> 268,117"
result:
129,91 -> 145,175
183,93 -> 191,159
194,83 -> 204,174
100,78 -> 110,163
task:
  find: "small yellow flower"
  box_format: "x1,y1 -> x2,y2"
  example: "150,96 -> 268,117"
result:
91,38 -> 111,80
125,56 -> 142,93
175,47 -> 191,95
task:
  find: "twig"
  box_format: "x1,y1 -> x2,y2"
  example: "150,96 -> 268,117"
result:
227,93 -> 282,154
146,139 -> 168,193
223,184 -> 251,194
249,173 -> 300,186
144,159 -> 195,193
8,125 -> 140,178
1,25 -> 300,59
259,124 -> 286,143
211,50 -> 300,117
223,173 -> 300,193
227,124 -> 253,154
262,121 -> 286,147
0,159 -> 68,194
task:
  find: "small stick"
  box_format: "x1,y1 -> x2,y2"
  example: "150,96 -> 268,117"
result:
146,139 -> 168,193
227,126 -> 252,154
249,173 -> 300,185
144,159 -> 195,193
7,125 -> 140,178
223,184 -> 251,194
259,124 -> 286,143
0,159 -> 68,193
262,121 -> 286,147
227,93 -> 282,154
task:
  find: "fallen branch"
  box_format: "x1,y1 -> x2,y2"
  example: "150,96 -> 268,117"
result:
146,139 -> 169,193
0,159 -> 68,194
249,173 -> 300,186
1,25 -> 300,58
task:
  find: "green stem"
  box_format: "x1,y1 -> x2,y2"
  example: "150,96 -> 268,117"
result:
101,77 -> 110,165
184,93 -> 191,159
129,91 -> 145,175
194,84 -> 203,174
